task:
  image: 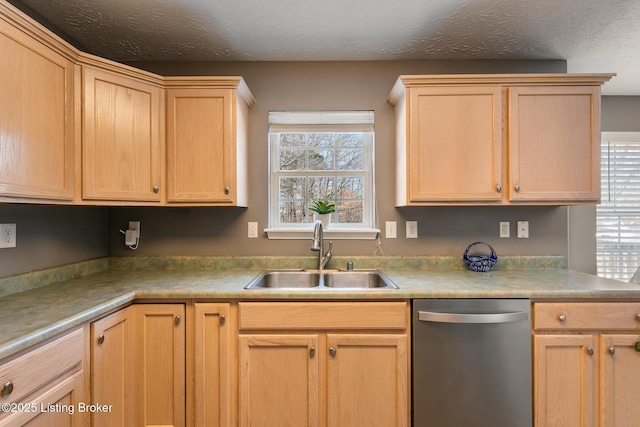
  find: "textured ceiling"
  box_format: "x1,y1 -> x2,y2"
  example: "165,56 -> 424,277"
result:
17,0 -> 640,94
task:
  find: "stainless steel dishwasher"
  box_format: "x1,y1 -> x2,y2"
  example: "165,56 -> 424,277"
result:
412,299 -> 532,427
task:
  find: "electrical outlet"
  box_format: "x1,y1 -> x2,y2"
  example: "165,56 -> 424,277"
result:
385,221 -> 397,239
0,223 -> 16,248
500,221 -> 510,238
406,221 -> 418,238
248,222 -> 258,238
129,221 -> 140,239
517,221 -> 529,239
128,221 -> 141,239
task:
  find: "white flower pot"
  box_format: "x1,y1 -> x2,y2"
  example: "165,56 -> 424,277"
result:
314,213 -> 331,228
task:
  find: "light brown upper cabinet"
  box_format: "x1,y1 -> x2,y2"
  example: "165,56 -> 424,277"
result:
388,74 -> 614,206
165,78 -> 254,206
0,13 -> 76,203
82,65 -> 164,203
508,85 -> 602,203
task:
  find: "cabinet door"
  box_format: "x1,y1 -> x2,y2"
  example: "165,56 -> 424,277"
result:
407,86 -> 503,202
600,334 -> 640,427
166,88 -> 236,203
534,335 -> 597,427
326,334 -> 408,427
130,304 -> 185,427
91,306 -> 134,427
0,18 -> 75,201
238,334 -> 320,427
82,67 -> 162,202
508,86 -> 601,202
91,304 -> 185,427
1,371 -> 84,427
193,303 -> 231,427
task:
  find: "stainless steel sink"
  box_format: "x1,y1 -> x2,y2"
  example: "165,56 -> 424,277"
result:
324,270 -> 398,289
244,269 -> 398,290
244,270 -> 320,289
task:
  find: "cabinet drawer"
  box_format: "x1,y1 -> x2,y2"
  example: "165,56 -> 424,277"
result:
534,303 -> 640,330
239,302 -> 408,331
0,328 -> 84,405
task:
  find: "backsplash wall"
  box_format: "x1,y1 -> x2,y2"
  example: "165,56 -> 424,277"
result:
0,205 -> 107,277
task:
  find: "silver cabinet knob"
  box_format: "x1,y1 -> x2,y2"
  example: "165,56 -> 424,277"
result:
636,314 -> 640,322
514,184 -> 520,192
609,346 -> 616,355
153,185 -> 159,194
559,314 -> 567,322
175,315 -> 180,325
97,334 -> 105,345
1,381 -> 14,396
329,347 -> 337,357
224,186 -> 230,195
586,347 -> 594,356
310,347 -> 315,358
496,184 -> 502,193
220,314 -> 225,325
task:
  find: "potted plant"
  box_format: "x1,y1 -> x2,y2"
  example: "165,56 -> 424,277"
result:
309,195 -> 336,227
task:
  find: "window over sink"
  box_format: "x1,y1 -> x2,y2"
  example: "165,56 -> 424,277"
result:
265,111 -> 378,239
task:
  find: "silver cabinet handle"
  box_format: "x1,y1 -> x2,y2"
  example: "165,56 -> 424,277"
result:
310,347 -> 315,358
496,184 -> 502,193
224,186 -> 230,195
1,381 -> 14,396
175,315 -> 180,325
515,184 -> 520,192
329,347 -> 336,357
559,314 -> 567,322
153,185 -> 159,194
609,346 -> 616,355
220,314 -> 225,325
636,314 -> 640,322
418,310 -> 528,324
97,334 -> 105,345
587,347 -> 594,356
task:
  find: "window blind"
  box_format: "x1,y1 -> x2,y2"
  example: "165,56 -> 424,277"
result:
597,133 -> 640,280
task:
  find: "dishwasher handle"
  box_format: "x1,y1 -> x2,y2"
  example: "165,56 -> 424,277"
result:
418,310 -> 528,324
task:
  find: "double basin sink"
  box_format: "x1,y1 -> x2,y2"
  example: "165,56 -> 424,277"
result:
245,269 -> 398,290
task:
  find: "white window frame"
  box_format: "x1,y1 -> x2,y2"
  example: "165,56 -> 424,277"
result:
265,111 -> 379,240
597,132 -> 640,280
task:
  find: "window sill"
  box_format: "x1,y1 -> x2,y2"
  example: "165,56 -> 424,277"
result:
264,227 -> 380,240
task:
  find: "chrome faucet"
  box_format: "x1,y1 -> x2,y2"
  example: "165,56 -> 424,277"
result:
310,220 -> 332,271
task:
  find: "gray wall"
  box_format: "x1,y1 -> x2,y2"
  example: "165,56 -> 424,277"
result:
0,205 -> 107,276
109,60 -> 569,258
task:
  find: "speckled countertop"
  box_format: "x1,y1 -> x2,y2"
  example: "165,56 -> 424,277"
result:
1,255 -> 639,361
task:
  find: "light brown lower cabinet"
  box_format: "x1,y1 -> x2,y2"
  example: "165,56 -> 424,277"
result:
533,302 -> 640,427
237,301 -> 409,427
0,327 -> 87,427
191,302 -> 232,427
91,303 -> 185,427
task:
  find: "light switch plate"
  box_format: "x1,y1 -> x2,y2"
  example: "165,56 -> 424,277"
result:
500,221 -> 510,238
